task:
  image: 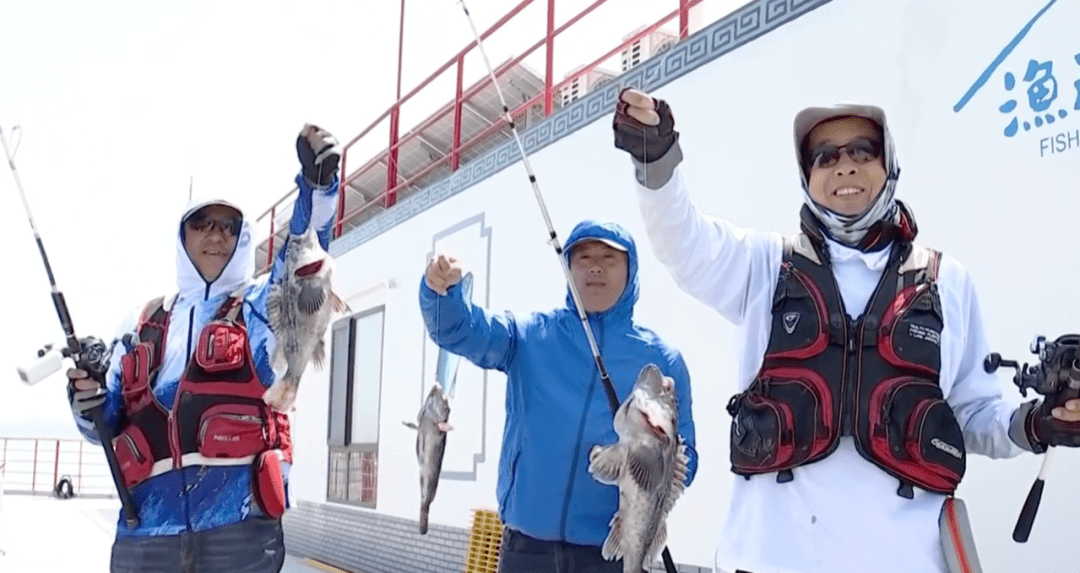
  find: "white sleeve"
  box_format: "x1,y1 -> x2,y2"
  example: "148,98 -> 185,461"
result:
938,255 -> 1026,459
634,167 -> 783,326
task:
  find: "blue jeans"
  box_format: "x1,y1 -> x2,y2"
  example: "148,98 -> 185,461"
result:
110,518 -> 284,573
497,528 -> 624,573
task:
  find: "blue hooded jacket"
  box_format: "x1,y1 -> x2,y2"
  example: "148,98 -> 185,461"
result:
419,219 -> 698,547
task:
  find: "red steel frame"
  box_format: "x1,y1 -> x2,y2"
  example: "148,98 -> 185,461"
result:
256,0 -> 705,272
0,437 -> 112,497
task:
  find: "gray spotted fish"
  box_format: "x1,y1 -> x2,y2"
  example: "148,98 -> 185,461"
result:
588,364 -> 688,573
264,225 -> 348,412
403,383 -> 453,534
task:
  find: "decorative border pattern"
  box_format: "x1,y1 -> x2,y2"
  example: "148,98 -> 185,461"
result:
327,0 -> 833,257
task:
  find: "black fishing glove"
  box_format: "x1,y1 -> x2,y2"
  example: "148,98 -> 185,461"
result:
67,367 -> 107,417
1023,397 -> 1080,453
297,124 -> 341,187
613,88 -> 679,164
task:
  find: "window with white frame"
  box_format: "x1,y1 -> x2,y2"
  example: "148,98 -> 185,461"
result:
326,306 -> 384,508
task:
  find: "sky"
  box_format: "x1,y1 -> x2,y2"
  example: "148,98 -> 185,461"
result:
0,0 -> 734,438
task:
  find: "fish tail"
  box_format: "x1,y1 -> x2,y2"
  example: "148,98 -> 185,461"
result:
419,507 -> 430,535
263,378 -> 299,412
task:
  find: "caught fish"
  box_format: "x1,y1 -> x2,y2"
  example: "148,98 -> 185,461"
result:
588,364 -> 688,573
264,224 -> 348,412
403,383 -> 453,534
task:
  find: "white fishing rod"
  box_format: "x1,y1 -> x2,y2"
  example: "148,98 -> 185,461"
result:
451,4 -> 678,573
452,0 -> 622,414
1,124 -> 141,527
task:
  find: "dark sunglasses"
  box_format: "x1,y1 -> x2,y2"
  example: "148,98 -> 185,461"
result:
806,137 -> 882,170
185,213 -> 242,237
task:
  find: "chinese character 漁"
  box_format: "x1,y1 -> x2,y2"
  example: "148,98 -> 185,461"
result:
1074,53 -> 1080,111
998,57 -> 1076,137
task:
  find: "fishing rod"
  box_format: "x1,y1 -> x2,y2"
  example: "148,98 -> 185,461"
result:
451,4 -> 678,573
1,124 -> 141,527
452,0 -> 620,413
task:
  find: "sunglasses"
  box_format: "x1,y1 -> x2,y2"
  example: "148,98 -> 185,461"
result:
806,137 -> 882,170
185,213 -> 242,238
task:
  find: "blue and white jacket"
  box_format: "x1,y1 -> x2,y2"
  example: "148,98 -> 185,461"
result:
71,172 -> 338,538
419,219 -> 699,548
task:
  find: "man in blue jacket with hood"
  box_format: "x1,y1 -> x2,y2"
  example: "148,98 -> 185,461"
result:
420,219 -> 698,573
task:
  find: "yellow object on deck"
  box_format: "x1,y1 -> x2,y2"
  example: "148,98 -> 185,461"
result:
301,557 -> 352,573
463,508 -> 503,573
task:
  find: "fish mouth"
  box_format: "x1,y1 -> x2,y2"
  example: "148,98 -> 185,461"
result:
642,411 -> 671,445
648,422 -> 671,445
296,260 -> 324,277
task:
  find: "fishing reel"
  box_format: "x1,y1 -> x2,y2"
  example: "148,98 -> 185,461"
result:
984,333 -> 1080,543
17,336 -> 110,386
984,334 -> 1080,400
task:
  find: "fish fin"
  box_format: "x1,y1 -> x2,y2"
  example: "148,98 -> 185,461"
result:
662,443 -> 690,516
601,512 -> 624,561
646,519 -> 668,568
271,346 -> 287,371
403,421 -> 419,430
297,283 -> 326,315
437,422 -> 454,432
266,284 -> 284,334
587,444 -> 623,485
330,291 -> 349,314
312,339 -> 326,370
626,444 -> 665,492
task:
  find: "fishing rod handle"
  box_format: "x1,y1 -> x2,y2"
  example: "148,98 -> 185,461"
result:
88,406 -> 140,527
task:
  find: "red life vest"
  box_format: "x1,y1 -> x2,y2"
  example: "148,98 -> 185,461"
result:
727,234 -> 966,497
111,294 -> 293,517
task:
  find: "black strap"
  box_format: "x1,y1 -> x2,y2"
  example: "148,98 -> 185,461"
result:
600,372 -> 620,415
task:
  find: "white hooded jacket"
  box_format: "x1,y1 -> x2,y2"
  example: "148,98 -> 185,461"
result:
72,174 -> 339,537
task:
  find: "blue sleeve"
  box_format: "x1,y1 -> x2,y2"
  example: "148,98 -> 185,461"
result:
418,276 -> 516,372
669,351 -> 698,487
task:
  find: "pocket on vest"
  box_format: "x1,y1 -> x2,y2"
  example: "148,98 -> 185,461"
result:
867,376 -> 964,493
197,404 -> 267,459
728,367 -> 836,474
114,424 -> 155,488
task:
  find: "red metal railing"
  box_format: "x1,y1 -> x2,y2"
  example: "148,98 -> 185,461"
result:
0,437 -> 115,498
255,0 -> 707,274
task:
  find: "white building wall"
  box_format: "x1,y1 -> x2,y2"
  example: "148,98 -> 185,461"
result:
288,0 -> 1080,571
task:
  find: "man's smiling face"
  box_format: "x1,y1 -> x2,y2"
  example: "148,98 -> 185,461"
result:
183,204 -> 241,282
805,116 -> 887,216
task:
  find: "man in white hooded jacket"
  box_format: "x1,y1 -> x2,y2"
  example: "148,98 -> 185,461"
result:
610,89 -> 1080,573
65,124 -> 341,573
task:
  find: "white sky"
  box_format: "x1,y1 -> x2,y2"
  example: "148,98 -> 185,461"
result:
0,0 -> 736,438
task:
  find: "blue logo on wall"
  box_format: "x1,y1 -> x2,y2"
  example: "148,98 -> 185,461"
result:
953,0 -> 1079,157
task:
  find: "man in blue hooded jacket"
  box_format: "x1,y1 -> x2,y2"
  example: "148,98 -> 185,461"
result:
420,219 -> 698,573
